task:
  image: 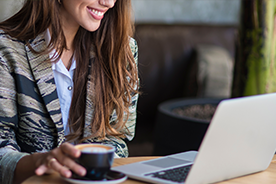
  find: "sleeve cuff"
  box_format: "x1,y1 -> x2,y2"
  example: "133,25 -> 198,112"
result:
1,151 -> 30,184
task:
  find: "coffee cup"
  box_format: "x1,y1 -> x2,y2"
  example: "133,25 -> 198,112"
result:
75,143 -> 115,180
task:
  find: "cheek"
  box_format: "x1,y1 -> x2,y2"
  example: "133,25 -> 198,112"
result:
71,6 -> 88,23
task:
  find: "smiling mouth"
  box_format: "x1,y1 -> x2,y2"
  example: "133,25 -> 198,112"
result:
88,8 -> 104,17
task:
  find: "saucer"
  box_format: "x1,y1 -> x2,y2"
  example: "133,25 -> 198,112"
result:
63,170 -> 127,184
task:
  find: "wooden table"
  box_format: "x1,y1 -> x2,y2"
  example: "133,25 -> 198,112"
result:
23,155 -> 276,184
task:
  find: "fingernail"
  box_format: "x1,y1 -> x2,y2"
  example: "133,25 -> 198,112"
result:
75,150 -> 81,157
35,168 -> 42,175
63,170 -> 71,178
80,168 -> 86,176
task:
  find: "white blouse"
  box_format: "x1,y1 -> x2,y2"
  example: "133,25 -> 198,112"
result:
45,29 -> 76,136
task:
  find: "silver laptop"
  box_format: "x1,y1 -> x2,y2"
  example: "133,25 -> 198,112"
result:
113,93 -> 276,184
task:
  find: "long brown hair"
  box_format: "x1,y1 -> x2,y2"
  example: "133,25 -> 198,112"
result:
0,0 -> 139,142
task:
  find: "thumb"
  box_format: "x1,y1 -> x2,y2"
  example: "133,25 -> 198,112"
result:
35,164 -> 48,176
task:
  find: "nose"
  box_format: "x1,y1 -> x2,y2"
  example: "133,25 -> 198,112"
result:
99,0 -> 116,8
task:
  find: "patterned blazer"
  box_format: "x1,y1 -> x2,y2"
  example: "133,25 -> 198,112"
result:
0,30 -> 138,184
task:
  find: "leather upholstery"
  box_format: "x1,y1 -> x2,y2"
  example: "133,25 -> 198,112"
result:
130,24 -> 238,154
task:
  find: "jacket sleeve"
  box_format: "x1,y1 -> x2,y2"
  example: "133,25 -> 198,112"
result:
0,50 -> 30,184
83,38 -> 139,158
107,91 -> 139,158
83,91 -> 139,158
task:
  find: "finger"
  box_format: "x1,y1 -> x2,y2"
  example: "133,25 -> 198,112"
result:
60,142 -> 81,158
57,154 -> 86,177
35,164 -> 48,176
51,147 -> 86,177
48,157 -> 72,178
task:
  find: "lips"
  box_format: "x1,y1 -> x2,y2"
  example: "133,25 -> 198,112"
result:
87,7 -> 105,20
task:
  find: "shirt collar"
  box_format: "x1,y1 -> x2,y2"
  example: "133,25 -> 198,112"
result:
51,55 -> 76,72
45,28 -> 51,46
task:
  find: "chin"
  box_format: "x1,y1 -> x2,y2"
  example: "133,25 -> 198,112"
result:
82,23 -> 101,32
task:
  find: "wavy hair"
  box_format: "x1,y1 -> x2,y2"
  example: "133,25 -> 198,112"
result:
0,0 -> 139,142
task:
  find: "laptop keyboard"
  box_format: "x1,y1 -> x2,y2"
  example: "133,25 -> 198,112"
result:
145,164 -> 192,183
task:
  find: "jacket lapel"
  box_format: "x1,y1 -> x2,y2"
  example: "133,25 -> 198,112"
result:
83,52 -> 95,139
25,33 -> 65,146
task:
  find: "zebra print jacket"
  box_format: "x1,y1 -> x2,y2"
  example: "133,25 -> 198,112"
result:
0,30 -> 138,184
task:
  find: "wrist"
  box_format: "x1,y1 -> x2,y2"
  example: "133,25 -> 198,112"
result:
13,153 -> 42,184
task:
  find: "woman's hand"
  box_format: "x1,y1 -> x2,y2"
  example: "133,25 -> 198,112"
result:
14,142 -> 86,184
34,142 -> 86,178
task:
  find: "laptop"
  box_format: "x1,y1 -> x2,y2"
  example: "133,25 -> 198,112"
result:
113,93 -> 276,184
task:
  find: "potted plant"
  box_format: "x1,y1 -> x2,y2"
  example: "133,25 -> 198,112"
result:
153,98 -> 223,156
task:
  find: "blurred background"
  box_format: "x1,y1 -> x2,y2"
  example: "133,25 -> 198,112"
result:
129,0 -> 241,156
0,0 -> 24,22
1,0 -> 275,157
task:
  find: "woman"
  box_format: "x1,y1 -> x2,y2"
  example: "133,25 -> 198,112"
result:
0,0 -> 139,183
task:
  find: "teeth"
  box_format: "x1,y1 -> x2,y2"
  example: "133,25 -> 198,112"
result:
91,9 -> 104,16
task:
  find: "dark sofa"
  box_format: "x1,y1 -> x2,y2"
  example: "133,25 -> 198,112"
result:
128,24 -> 238,156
